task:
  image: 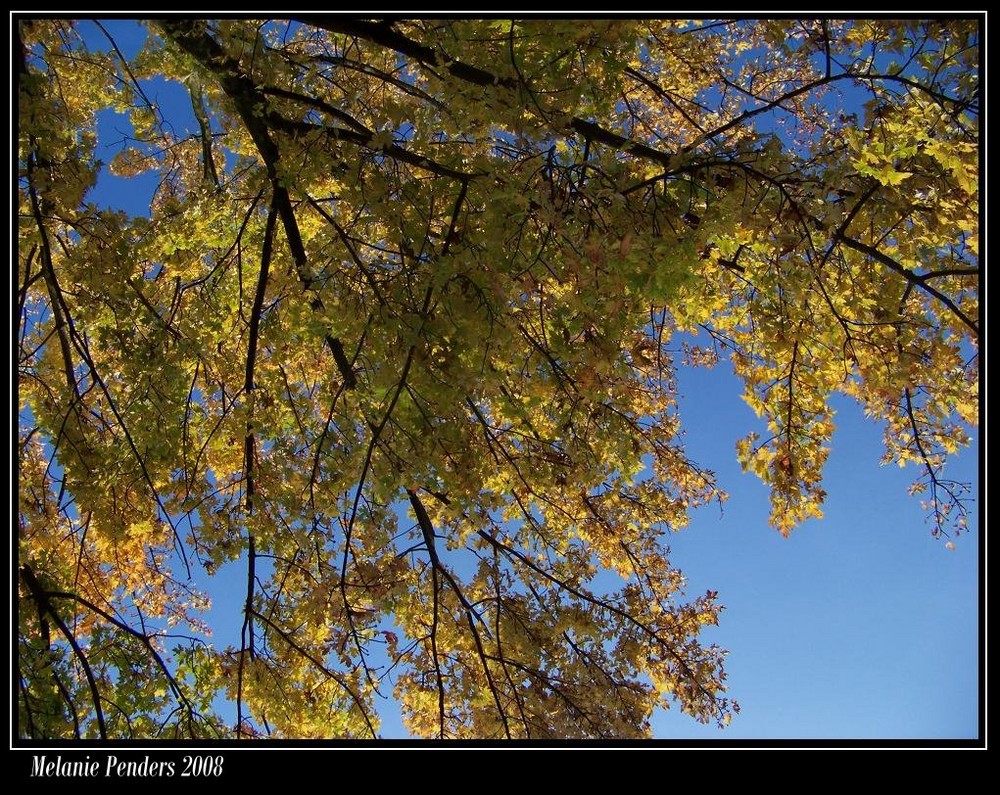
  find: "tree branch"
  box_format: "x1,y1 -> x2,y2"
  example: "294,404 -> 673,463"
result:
837,234 -> 978,336
20,564 -> 107,739
407,488 -> 511,738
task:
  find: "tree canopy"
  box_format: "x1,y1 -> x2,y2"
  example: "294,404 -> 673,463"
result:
17,17 -> 978,740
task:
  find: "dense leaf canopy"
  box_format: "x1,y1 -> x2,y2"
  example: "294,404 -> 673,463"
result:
17,18 -> 978,739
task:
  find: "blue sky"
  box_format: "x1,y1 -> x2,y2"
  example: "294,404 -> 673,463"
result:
652,365 -> 979,740
69,18 -> 981,743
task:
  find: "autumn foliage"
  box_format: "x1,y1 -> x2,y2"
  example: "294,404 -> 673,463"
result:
17,18 -> 978,739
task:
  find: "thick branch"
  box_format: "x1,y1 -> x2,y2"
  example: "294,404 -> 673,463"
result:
474,528 -> 723,712
264,114 -> 476,181
32,585 -> 211,735
188,77 -> 220,188
20,564 -> 107,739
296,17 -> 516,90
158,20 -> 309,279
838,234 -> 978,336
26,152 -> 81,407
249,608 -> 378,736
236,200 -> 277,732
325,335 -> 357,390
406,489 -> 510,738
297,17 -> 679,169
